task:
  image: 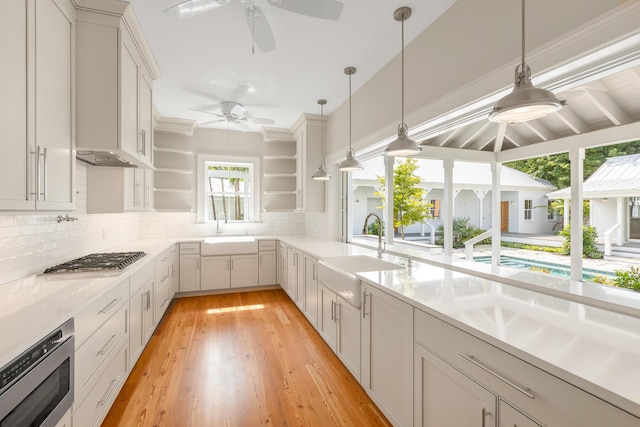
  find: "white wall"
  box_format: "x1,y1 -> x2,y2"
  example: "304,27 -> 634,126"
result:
591,198 -> 618,243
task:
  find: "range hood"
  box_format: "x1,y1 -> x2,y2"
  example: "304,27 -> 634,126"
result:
76,151 -> 138,168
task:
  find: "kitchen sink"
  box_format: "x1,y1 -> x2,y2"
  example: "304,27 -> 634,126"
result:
201,236 -> 258,256
318,255 -> 405,308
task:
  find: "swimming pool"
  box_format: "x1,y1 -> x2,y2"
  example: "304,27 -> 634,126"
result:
473,255 -> 616,282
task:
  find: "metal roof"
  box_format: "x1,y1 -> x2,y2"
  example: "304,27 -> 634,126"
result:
547,154 -> 640,199
352,157 -> 555,191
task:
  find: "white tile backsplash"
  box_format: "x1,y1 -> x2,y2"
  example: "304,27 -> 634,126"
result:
0,164 -> 312,286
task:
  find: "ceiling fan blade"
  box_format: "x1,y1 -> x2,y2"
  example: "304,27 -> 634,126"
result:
266,0 -> 343,20
245,6 -> 276,53
235,121 -> 250,132
189,108 -> 224,118
164,0 -> 230,19
199,119 -> 227,126
247,116 -> 275,125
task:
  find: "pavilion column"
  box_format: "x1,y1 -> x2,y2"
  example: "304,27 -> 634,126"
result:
569,148 -> 585,281
443,159 -> 454,259
420,190 -> 431,237
564,199 -> 570,228
491,163 -> 502,267
617,197 -> 625,244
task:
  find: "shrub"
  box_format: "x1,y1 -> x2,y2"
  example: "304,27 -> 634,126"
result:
591,274 -> 614,286
367,220 -> 384,236
559,223 -> 603,259
436,218 -> 489,248
529,266 -> 551,274
500,241 -> 563,254
614,266 -> 640,292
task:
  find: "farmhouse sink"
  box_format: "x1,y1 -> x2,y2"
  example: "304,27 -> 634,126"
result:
318,255 -> 405,308
201,236 -> 258,256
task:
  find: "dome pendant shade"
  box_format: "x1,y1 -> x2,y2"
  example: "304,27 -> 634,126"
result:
489,64 -> 565,123
312,165 -> 330,180
385,124 -> 421,157
339,66 -> 363,172
489,0 -> 565,124
338,148 -> 363,171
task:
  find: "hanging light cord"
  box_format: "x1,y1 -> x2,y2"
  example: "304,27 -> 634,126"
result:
348,72 -> 353,151
401,10 -> 405,129
521,0 -> 525,70
251,0 -> 255,54
320,102 -> 325,167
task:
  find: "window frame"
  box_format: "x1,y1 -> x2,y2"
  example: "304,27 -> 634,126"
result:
196,154 -> 261,223
523,199 -> 533,221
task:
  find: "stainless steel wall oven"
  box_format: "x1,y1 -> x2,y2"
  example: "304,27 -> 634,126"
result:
0,319 -> 74,427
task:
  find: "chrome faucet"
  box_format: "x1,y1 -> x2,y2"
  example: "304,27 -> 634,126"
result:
363,212 -> 384,258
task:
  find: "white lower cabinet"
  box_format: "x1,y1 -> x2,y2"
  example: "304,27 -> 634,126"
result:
201,254 -> 259,290
55,409 -> 71,427
414,308 -> 640,427
361,282 -> 414,427
259,250 -> 277,285
129,261 -> 155,366
179,243 -> 200,292
414,342 -> 497,427
318,282 -> 361,380
286,246 -> 300,301
303,254 -> 319,327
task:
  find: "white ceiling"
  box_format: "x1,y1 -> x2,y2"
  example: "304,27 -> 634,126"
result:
127,0 -> 457,132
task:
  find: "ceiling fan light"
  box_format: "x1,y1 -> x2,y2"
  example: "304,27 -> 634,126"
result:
338,149 -> 363,172
385,124 -> 422,157
312,165 -> 331,180
489,67 -> 565,123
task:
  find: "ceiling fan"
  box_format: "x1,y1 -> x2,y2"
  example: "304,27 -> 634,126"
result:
193,101 -> 275,131
163,0 -> 344,52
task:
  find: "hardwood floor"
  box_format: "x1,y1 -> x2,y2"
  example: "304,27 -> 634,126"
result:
102,289 -> 391,426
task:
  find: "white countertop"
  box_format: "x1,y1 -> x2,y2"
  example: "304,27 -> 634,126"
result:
2,234 -> 639,418
0,239 -> 175,367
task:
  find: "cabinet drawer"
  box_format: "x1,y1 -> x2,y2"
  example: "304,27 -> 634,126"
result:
75,278 -> 129,349
414,309 -> 639,427
75,304 -> 128,399
155,245 -> 174,278
180,242 -> 200,255
258,240 -> 277,251
130,258 -> 155,295
72,341 -> 128,427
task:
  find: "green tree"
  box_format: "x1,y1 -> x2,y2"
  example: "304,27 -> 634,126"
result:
375,158 -> 431,239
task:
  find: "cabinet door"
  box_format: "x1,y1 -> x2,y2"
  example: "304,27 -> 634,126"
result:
259,251 -> 277,286
0,0 -> 30,210
129,284 -> 145,365
499,400 -> 541,427
201,256 -> 230,290
139,71 -> 153,167
142,277 -> 155,343
35,0 -> 75,210
230,254 -> 258,288
286,246 -> 297,300
179,254 -> 200,292
362,283 -> 414,427
278,244 -> 287,289
296,250 -> 305,310
414,342 -> 497,427
303,255 -> 318,327
336,299 -> 361,381
120,38 -> 139,158
317,283 -> 337,349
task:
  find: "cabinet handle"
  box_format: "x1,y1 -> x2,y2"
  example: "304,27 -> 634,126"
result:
146,290 -> 151,310
481,408 -> 492,427
459,353 -> 535,399
42,147 -> 48,201
362,292 -> 369,318
228,260 -> 231,271
313,264 -> 317,281
330,300 -> 335,321
98,375 -> 122,406
141,129 -> 146,155
335,301 -> 340,322
34,146 -> 41,200
98,334 -> 118,356
99,298 -> 120,315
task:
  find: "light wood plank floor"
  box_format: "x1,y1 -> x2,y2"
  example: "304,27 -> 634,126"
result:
102,289 -> 391,426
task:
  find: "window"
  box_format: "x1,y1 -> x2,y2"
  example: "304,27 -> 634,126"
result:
524,199 -> 533,220
429,199 -> 441,219
197,156 -> 260,223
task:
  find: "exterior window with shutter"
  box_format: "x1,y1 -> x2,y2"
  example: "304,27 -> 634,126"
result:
524,199 -> 533,220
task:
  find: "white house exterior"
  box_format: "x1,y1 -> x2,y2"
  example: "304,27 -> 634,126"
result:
352,157 -> 556,238
548,154 -> 640,246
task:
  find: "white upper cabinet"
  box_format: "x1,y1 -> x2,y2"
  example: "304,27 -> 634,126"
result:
0,0 -> 75,211
76,2 -> 159,169
292,115 -> 325,212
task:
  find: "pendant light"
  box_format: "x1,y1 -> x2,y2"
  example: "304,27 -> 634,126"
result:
312,99 -> 330,180
385,7 -> 421,157
488,0 -> 565,123
338,66 -> 363,172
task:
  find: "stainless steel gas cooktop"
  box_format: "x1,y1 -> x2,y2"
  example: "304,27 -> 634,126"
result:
43,252 -> 146,274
